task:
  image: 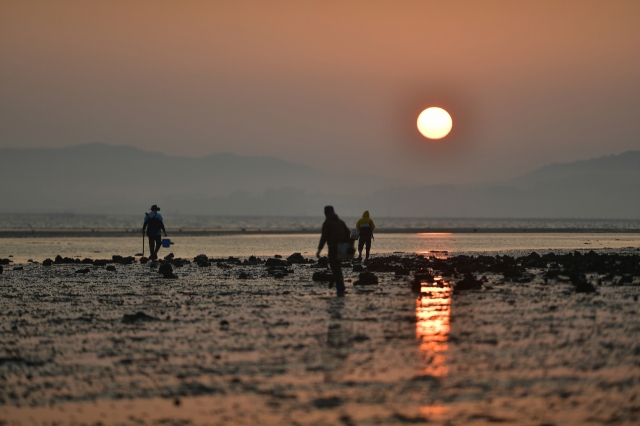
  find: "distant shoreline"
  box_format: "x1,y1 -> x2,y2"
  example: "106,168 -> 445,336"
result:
1,228 -> 640,238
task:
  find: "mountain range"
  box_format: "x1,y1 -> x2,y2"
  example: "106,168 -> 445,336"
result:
1,143 -> 639,218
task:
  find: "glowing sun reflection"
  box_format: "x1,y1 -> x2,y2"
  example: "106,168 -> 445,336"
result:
416,279 -> 451,377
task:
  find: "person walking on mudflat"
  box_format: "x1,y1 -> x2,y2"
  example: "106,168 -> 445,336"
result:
316,206 -> 351,297
356,210 -> 375,262
142,205 -> 167,260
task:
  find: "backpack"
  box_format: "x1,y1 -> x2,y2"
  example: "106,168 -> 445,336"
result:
145,213 -> 162,236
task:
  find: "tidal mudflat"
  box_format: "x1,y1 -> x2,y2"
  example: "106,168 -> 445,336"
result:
1,250 -> 640,425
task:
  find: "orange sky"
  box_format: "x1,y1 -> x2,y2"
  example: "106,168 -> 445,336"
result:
1,0 -> 639,184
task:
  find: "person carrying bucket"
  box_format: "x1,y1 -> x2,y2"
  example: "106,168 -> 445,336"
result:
142,205 -> 167,260
356,210 -> 375,262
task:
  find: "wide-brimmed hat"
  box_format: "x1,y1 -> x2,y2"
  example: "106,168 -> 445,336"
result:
150,205 -> 161,211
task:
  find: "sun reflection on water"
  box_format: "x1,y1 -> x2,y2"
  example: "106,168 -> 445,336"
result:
416,276 -> 452,419
416,278 -> 451,378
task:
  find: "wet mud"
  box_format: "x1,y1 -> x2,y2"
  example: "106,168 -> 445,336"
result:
1,250 -> 640,425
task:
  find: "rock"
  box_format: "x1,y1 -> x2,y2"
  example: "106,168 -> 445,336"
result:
42,259 -> 53,266
75,268 -> 91,274
287,253 -> 307,264
122,312 -> 159,324
352,264 -> 364,272
194,254 -> 211,267
394,267 -> 411,276
13,266 -> 23,271
139,257 -> 149,264
164,253 -> 175,260
410,279 -> 422,293
414,273 -> 435,283
0,258 -> 12,265
312,396 -> 343,409
354,271 -> 378,285
158,263 -> 177,279
454,273 -> 483,293
317,257 -> 330,268
266,258 -> 288,267
571,273 -> 596,293
274,254 -> 282,259
238,272 -> 248,279
135,253 -> 143,256
312,271 -> 334,282
106,265 -> 116,272
0,265 -> 2,274
112,255 -> 135,265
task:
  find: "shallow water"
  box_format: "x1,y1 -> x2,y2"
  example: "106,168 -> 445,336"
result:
1,232 -> 640,264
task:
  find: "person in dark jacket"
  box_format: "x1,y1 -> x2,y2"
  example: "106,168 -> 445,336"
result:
316,205 -> 351,296
142,205 -> 167,260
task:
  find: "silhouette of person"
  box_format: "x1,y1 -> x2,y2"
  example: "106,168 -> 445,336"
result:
356,210 -> 375,261
316,205 -> 350,296
142,205 -> 167,260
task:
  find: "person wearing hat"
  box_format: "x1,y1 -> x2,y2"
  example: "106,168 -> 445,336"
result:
316,205 -> 351,296
142,205 -> 167,260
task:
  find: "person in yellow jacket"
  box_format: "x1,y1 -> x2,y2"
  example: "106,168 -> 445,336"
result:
355,210 -> 375,261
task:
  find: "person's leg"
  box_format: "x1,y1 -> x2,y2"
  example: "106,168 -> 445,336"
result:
329,257 -> 345,295
153,235 -> 162,259
357,239 -> 364,260
365,238 -> 372,260
148,236 -> 156,259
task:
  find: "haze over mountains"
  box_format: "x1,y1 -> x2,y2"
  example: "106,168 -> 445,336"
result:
1,143 -> 638,218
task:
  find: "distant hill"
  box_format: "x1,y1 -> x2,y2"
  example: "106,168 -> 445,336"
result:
1,144 -> 639,218
0,143 -> 400,213
362,150 -> 640,218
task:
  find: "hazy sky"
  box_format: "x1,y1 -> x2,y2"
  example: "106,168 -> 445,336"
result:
1,0 -> 639,185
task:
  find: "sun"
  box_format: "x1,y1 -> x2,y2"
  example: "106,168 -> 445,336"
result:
417,107 -> 452,139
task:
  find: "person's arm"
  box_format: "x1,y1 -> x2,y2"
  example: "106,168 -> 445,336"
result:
160,220 -> 167,236
316,222 -> 328,257
370,219 -> 375,233
142,216 -> 148,234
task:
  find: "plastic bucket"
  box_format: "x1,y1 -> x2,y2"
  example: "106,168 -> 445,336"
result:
161,238 -> 171,248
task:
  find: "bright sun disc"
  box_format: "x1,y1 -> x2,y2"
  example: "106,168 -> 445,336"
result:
417,107 -> 452,139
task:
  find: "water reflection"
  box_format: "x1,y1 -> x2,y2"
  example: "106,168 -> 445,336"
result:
415,278 -> 451,377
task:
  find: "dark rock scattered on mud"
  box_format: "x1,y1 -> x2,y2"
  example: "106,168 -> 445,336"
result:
266,258 -> 288,267
122,312 -> 159,324
106,265 -> 116,272
354,271 -> 378,286
312,271 -> 333,282
194,254 -> 211,267
571,273 -> 597,293
42,258 -> 53,266
0,258 -> 12,265
159,263 -> 178,279
75,268 -> 91,274
13,266 -> 23,271
287,253 -> 308,264
454,273 -> 483,293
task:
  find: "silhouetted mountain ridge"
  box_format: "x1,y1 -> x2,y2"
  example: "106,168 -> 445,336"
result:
1,144 -> 638,218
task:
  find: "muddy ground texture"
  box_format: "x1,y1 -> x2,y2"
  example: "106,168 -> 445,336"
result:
1,249 -> 640,425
